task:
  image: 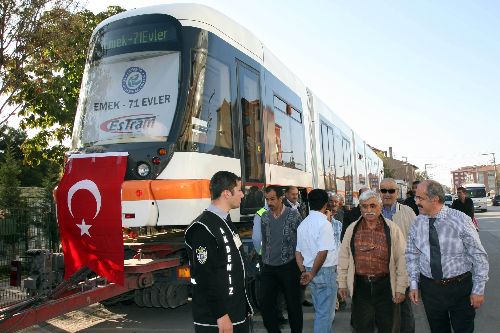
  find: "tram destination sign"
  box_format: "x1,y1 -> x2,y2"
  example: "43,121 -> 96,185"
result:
102,25 -> 173,51
93,17 -> 179,60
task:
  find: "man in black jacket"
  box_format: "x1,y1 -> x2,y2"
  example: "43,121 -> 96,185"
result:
185,171 -> 253,332
452,186 -> 475,219
403,180 -> 420,216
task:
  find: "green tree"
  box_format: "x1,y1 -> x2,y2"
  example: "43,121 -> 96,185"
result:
0,124 -> 26,161
0,146 -> 33,263
17,6 -> 125,165
0,0 -> 81,124
1,2 -> 125,165
0,124 -> 61,186
0,147 -> 23,209
415,170 -> 430,181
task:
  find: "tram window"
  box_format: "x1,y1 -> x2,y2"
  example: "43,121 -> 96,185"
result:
334,132 -> 344,177
179,55 -> 233,156
342,137 -> 353,205
274,105 -> 292,167
272,96 -> 306,171
356,147 -> 366,185
291,118 -> 306,170
290,108 -> 302,123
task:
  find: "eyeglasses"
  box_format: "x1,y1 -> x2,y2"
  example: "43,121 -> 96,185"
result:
380,189 -> 396,194
415,195 -> 429,202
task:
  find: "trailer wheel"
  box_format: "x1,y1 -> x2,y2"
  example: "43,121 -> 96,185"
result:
151,284 -> 162,308
166,284 -> 188,308
134,289 -> 145,307
159,283 -> 170,308
142,287 -> 153,307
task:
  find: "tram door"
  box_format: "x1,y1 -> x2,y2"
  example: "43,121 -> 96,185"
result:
237,62 -> 265,214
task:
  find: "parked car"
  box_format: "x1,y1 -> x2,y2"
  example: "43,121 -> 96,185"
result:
444,194 -> 453,207
492,195 -> 500,206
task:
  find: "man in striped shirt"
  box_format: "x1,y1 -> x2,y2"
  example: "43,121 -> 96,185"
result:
406,180 -> 489,333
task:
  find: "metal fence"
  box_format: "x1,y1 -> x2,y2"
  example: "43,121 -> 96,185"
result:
0,202 -> 59,308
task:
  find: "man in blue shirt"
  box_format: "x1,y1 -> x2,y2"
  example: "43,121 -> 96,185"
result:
406,180 -> 489,333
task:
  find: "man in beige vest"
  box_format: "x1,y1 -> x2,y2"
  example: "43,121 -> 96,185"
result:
338,190 -> 407,333
380,178 -> 416,333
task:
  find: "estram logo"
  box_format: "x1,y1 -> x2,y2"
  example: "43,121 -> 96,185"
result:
100,114 -> 156,133
122,67 -> 146,94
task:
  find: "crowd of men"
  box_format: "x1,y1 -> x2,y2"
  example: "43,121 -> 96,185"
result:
185,171 -> 489,333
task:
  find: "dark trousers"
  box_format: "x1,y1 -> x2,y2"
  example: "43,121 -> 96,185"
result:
261,260 -> 303,333
352,275 -> 394,333
400,287 -> 415,333
195,319 -> 249,333
420,273 -> 475,333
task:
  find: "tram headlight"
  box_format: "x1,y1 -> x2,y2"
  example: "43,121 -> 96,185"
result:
136,162 -> 151,177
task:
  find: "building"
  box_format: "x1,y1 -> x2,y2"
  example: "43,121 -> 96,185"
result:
451,165 -> 499,194
370,146 -> 419,186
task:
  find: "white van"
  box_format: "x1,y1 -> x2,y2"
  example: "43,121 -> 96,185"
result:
462,183 -> 488,212
444,194 -> 453,207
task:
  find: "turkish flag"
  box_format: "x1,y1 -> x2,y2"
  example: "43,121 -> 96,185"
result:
55,153 -> 128,285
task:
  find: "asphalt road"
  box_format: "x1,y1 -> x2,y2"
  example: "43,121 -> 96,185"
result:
19,205 -> 500,333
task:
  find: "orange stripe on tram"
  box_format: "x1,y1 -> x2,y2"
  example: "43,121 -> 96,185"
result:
122,179 -> 211,201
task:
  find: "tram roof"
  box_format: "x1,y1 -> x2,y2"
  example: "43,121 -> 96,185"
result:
93,3 -> 305,96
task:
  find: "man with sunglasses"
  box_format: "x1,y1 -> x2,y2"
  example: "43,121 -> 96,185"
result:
406,180 -> 489,333
338,190 -> 408,333
380,178 -> 417,333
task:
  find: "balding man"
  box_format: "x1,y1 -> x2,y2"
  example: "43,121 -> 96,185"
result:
338,190 -> 408,333
327,192 -> 344,223
284,186 -> 307,219
380,178 -> 416,333
406,180 -> 489,333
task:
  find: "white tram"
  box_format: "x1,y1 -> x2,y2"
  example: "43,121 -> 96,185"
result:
71,3 -> 384,227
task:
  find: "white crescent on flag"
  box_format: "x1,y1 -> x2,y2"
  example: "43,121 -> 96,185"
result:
67,179 -> 102,219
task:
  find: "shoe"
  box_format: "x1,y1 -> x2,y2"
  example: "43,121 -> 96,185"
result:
302,300 -> 314,307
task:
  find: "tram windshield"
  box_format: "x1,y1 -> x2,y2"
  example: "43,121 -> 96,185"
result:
72,14 -> 181,148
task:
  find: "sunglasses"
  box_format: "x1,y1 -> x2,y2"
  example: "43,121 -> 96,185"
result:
380,189 -> 396,194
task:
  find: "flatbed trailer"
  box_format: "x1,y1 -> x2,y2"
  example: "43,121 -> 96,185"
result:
0,238 -> 191,333
0,231 -> 259,333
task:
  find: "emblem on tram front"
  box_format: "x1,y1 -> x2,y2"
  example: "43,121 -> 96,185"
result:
122,67 -> 147,94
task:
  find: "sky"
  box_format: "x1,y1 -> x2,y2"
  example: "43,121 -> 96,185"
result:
84,0 -> 500,186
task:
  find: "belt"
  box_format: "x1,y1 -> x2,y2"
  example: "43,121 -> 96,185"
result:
421,271 -> 472,286
306,265 -> 337,273
355,273 -> 389,283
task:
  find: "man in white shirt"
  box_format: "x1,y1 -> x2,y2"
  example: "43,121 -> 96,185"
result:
296,189 -> 338,333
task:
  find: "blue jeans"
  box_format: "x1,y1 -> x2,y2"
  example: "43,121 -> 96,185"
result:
307,265 -> 337,333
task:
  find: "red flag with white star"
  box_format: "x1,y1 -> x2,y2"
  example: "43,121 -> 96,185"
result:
55,153 -> 128,285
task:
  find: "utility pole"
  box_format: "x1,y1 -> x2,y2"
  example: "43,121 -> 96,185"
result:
402,156 -> 408,184
482,153 -> 498,195
424,163 -> 434,179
